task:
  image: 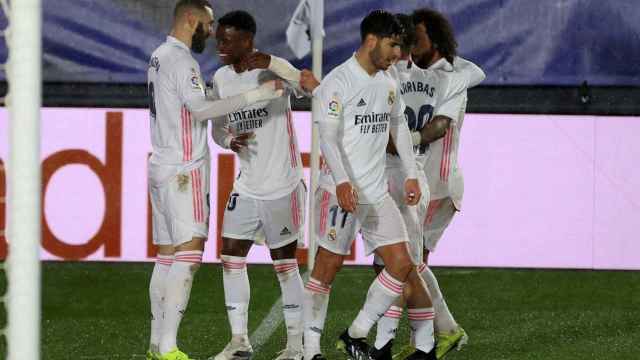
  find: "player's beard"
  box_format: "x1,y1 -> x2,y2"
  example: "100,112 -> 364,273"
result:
191,22 -> 208,54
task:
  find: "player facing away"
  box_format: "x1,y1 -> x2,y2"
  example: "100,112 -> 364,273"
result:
371,11 -> 486,360
146,2 -> 284,360
208,10 -> 313,360
304,10 -> 439,360
412,9 -> 483,358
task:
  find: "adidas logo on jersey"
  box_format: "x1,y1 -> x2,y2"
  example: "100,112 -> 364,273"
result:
357,98 -> 367,107
280,226 -> 292,236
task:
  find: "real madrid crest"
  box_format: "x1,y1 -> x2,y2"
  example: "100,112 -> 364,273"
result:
328,229 -> 337,241
388,90 -> 395,105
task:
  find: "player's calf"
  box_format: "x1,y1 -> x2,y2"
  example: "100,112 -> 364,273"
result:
303,247 -> 343,359
160,248 -> 203,355
149,253 -> 173,355
273,255 -> 304,354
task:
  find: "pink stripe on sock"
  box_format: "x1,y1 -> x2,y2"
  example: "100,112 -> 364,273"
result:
274,264 -> 298,273
305,280 -> 330,294
384,309 -> 403,319
222,262 -> 246,269
408,309 -> 435,320
378,271 -> 403,294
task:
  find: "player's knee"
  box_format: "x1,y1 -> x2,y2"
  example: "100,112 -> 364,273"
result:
313,248 -> 344,283
270,240 -> 298,260
221,237 -> 250,257
386,259 -> 413,282
328,255 -> 344,274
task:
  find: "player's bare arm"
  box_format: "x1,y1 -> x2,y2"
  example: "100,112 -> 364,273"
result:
419,115 -> 452,144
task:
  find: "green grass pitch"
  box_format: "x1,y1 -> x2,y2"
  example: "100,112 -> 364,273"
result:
1,262 -> 638,359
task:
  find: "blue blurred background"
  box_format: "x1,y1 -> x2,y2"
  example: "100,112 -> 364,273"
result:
1,0 -> 638,86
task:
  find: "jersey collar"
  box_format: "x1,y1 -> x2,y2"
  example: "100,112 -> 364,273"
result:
348,53 -> 384,80
429,57 -> 454,72
166,35 -> 191,53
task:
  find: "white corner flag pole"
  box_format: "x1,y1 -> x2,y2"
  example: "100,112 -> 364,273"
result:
6,0 -> 42,359
307,0 -> 323,272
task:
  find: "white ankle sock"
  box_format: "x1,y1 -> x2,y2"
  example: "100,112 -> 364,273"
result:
408,307 -> 435,354
374,305 -> 402,349
348,269 -> 404,339
273,258 -> 304,351
149,254 -> 173,352
303,277 -> 331,359
222,255 -> 250,337
419,264 -> 458,333
159,250 -> 202,354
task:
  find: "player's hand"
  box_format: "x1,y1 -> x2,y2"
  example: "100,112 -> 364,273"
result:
336,181 -> 358,212
229,132 -> 253,153
246,51 -> 271,70
300,69 -> 320,93
404,178 -> 421,205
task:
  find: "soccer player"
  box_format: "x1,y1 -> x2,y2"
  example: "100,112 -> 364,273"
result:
304,10 -> 438,360
413,9 -> 479,358
146,2 -> 283,360
371,11 -> 485,360
208,10 -> 312,360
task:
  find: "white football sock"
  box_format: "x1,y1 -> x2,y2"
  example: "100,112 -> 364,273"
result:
159,250 -> 202,354
303,277 -> 331,359
149,254 -> 173,353
348,269 -> 404,339
273,258 -> 304,351
374,305 -> 403,349
408,307 -> 435,354
222,255 -> 251,339
419,264 -> 458,333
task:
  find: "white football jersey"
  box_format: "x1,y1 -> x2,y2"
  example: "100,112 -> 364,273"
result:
317,55 -> 405,204
420,58 -> 470,202
147,36 -> 209,178
212,66 -> 303,200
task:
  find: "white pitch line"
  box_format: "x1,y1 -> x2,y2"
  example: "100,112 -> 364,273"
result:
249,296 -> 284,351
249,271 -> 309,352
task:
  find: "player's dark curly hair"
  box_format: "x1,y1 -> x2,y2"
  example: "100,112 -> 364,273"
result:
412,8 -> 458,63
360,9 -> 404,43
218,10 -> 257,35
394,13 -> 416,53
173,0 -> 211,18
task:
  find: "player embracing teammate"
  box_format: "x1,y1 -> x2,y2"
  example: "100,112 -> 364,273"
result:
145,3 -> 483,360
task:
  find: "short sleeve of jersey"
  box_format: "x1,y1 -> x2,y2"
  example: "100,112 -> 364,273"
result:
439,71 -> 470,104
436,92 -> 465,124
317,76 -> 345,124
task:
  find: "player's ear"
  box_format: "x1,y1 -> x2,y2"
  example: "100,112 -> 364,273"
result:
364,34 -> 378,50
185,10 -> 198,32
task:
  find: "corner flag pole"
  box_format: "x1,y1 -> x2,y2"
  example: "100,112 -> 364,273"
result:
308,0 -> 323,271
6,0 -> 42,359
